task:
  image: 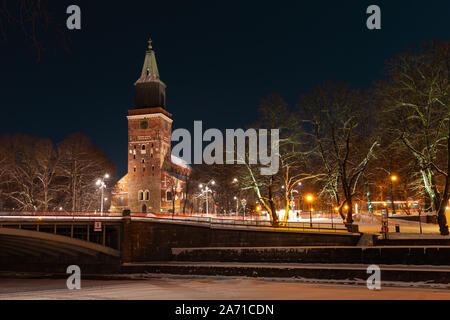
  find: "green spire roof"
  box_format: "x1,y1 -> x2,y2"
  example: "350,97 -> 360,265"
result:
135,38 -> 160,83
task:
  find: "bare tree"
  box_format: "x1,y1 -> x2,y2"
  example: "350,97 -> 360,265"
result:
377,41 -> 450,235
2,134 -> 40,211
33,138 -> 59,212
57,133 -> 115,212
0,0 -> 71,61
298,83 -> 379,225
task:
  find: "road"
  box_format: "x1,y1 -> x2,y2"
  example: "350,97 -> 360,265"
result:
1,276 -> 450,300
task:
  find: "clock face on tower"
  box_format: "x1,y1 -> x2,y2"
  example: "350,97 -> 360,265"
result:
140,120 -> 148,129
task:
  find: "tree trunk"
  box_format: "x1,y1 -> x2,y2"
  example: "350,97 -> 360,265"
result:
172,186 -> 175,216
283,195 -> 290,224
182,179 -> 189,214
346,197 -> 353,224
437,130 -> 450,236
269,177 -> 279,226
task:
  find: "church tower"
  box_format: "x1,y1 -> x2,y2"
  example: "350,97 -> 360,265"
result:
126,39 -> 173,213
110,38 -> 191,215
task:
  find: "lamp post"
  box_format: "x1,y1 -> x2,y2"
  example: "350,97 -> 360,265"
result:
390,175 -> 398,216
232,178 -> 239,216
306,194 -> 313,228
199,180 -> 215,215
96,173 -> 109,216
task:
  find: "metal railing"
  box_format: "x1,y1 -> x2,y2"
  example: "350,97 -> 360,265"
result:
0,211 -> 349,233
130,213 -> 349,233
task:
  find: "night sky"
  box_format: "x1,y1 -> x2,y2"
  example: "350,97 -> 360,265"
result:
1,0 -> 449,177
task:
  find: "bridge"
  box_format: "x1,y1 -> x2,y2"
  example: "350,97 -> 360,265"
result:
0,212 -> 358,273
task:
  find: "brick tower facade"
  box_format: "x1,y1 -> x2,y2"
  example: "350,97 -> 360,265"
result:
111,39 -> 191,214
126,107 -> 173,213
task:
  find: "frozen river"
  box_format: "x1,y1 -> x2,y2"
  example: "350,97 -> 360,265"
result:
1,276 -> 450,300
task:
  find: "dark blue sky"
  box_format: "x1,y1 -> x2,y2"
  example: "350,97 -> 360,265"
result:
1,0 -> 449,176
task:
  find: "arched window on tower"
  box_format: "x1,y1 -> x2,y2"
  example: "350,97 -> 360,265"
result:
145,190 -> 150,201
138,190 -> 144,201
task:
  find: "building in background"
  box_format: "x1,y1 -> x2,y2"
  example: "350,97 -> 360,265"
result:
111,39 -> 191,214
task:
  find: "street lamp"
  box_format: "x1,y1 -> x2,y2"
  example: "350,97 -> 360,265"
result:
96,173 -> 109,216
390,175 -> 398,216
199,186 -> 213,215
306,194 -> 314,228
199,180 -> 215,215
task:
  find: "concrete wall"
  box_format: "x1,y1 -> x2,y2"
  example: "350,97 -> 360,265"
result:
171,246 -> 450,266
121,218 -> 361,262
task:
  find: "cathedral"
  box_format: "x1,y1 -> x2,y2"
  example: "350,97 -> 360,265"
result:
110,39 -> 191,214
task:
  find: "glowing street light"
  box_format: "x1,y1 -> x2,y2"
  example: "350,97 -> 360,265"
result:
233,196 -> 239,215
96,173 -> 109,216
199,180 -> 216,215
306,194 -> 314,228
390,175 -> 398,216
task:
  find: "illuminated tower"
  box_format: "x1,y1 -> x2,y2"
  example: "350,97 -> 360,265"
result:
126,39 -> 173,213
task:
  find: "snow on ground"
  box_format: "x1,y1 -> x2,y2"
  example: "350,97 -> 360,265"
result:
1,277 -> 450,300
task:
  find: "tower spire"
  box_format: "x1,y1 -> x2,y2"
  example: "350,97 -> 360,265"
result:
134,37 -> 167,109
136,37 -> 160,82
148,38 -> 153,50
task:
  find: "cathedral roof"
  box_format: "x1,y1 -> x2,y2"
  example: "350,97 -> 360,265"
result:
171,154 -> 192,171
135,38 -> 163,84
